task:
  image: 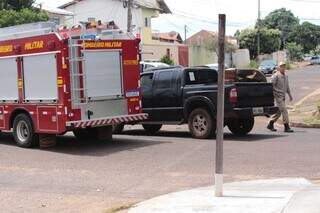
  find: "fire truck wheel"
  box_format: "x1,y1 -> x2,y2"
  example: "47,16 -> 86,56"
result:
13,114 -> 39,148
112,124 -> 124,134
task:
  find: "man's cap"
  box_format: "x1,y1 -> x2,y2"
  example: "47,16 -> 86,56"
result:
278,61 -> 286,67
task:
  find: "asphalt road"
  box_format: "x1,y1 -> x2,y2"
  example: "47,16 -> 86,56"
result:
0,65 -> 319,213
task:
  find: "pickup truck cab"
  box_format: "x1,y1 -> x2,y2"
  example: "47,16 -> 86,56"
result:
115,66 -> 278,139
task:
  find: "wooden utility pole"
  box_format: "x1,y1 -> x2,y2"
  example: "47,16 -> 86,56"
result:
215,14 -> 226,197
127,0 -> 133,32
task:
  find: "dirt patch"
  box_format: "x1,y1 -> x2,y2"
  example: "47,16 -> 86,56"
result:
289,89 -> 320,128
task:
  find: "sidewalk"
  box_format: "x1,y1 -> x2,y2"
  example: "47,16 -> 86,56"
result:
128,178 -> 320,213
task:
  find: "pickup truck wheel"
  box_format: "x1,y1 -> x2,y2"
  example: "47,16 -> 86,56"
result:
142,124 -> 162,133
227,117 -> 254,136
13,114 -> 39,148
112,124 -> 124,134
188,108 -> 215,139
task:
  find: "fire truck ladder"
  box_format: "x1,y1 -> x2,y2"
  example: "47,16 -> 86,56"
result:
69,38 -> 88,107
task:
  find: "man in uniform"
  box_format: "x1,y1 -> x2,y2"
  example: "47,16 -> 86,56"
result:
267,61 -> 294,133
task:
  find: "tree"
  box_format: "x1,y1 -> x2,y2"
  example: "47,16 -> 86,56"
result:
238,28 -> 281,58
310,45 -> 320,56
160,55 -> 174,65
290,22 -> 320,53
286,42 -> 303,61
262,8 -> 299,47
234,30 -> 241,38
0,0 -> 35,10
0,9 -> 48,28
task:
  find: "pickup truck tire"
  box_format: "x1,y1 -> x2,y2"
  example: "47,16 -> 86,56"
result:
13,113 -> 39,148
227,117 -> 254,136
112,124 -> 124,134
188,108 -> 215,139
142,124 -> 162,133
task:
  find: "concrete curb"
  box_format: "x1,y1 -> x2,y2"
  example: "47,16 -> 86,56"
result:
128,178 -> 314,213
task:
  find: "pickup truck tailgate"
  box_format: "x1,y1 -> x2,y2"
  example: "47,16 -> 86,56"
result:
235,82 -> 274,108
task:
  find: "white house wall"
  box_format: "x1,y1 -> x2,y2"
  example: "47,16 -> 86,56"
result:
64,0 -> 143,34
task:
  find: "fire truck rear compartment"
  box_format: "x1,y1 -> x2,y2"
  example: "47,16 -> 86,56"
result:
70,47 -> 127,120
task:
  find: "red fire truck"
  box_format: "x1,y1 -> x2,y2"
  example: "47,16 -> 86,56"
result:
0,22 -> 147,148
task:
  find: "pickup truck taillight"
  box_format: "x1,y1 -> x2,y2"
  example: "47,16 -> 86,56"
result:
229,88 -> 238,104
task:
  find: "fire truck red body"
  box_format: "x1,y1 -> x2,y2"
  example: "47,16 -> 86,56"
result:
0,22 -> 147,147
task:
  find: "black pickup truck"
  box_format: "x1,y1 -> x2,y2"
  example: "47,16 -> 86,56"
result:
115,66 -> 278,139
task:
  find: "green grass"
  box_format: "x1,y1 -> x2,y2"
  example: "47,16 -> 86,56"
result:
303,116 -> 320,125
285,61 -> 292,70
248,60 -> 259,69
105,203 -> 136,213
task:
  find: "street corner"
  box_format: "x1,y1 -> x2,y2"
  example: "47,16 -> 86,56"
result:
128,178 -> 314,213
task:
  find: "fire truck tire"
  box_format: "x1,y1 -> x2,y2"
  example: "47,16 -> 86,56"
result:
142,124 -> 162,134
112,124 -> 124,134
13,114 -> 39,148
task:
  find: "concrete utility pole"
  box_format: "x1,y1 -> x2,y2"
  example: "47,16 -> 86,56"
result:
127,0 -> 133,32
215,14 -> 226,197
257,0 -> 261,56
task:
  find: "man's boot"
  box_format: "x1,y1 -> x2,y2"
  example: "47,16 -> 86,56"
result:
284,123 -> 294,133
267,121 -> 277,131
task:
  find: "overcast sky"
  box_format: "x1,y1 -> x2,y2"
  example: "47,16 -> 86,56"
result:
37,0 -> 320,37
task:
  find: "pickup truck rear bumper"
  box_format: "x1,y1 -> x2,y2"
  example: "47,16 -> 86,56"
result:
228,106 -> 278,118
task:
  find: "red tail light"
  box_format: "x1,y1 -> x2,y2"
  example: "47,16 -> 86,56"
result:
230,88 -> 238,104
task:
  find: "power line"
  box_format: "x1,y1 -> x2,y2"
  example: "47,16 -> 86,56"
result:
300,18 -> 320,21
170,11 -> 251,27
288,0 -> 320,3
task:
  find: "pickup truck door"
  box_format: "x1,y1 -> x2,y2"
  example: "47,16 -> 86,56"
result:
152,70 -> 183,122
141,73 -> 154,118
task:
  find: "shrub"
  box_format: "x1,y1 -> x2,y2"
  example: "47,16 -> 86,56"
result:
160,55 -> 174,65
286,42 -> 303,61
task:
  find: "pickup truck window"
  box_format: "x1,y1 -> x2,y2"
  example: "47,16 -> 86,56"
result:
155,70 -> 173,89
141,73 -> 153,88
185,69 -> 218,85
